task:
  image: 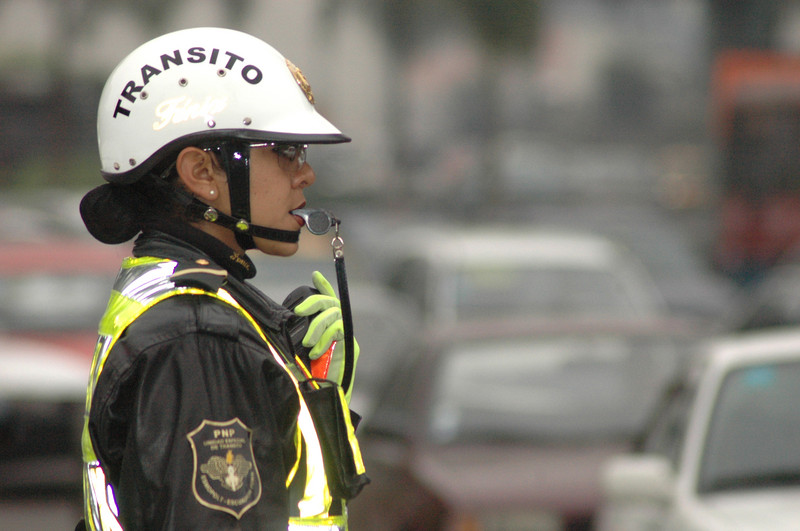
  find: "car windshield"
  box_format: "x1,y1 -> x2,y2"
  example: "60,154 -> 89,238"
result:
427,336 -> 678,444
699,360 -> 800,493
0,273 -> 113,332
448,266 -> 651,322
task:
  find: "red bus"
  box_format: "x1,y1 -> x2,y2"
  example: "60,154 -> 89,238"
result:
711,50 -> 800,284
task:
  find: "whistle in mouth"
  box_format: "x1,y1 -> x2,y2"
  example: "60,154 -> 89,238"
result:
291,208 -> 340,235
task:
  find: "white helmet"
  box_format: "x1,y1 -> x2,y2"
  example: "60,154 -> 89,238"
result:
97,27 -> 349,184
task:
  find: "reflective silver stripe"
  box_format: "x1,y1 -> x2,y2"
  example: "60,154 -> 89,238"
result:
114,260 -> 177,303
84,461 -> 123,531
83,259 -> 179,530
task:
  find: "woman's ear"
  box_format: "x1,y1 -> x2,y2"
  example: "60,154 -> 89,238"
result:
175,147 -> 224,202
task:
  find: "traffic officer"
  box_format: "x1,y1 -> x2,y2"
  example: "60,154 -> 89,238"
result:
77,27 -> 367,530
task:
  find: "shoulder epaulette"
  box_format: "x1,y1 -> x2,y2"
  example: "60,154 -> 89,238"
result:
170,258 -> 228,292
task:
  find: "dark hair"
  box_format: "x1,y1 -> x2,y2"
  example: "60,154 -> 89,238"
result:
80,168 -> 195,244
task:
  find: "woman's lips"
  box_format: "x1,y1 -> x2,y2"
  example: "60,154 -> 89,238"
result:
292,204 -> 307,227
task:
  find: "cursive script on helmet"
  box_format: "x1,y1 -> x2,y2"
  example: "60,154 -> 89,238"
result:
153,95 -> 228,131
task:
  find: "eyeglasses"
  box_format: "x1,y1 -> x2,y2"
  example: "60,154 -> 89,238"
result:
203,142 -> 308,174
251,142 -> 308,174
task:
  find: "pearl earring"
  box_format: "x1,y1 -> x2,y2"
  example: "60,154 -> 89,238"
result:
209,189 -> 216,197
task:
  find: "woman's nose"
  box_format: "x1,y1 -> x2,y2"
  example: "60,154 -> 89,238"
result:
295,162 -> 316,189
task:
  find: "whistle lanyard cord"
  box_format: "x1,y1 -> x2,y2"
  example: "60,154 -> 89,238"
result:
332,232 -> 355,393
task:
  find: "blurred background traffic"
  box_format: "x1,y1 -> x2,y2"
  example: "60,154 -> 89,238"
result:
3,1 -> 800,530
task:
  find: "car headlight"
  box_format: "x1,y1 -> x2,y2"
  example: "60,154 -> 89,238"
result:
447,509 -> 563,531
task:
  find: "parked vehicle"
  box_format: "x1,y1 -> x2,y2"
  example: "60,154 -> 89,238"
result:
382,225 -> 671,328
598,328 -> 800,531
724,257 -> 800,331
506,204 -> 736,327
0,238 -> 127,530
0,335 -> 89,528
348,322 -> 688,530
0,239 -> 127,346
349,226 -> 696,530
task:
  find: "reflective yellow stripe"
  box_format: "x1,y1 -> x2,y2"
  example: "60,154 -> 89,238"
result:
82,258 -> 192,530
288,514 -> 348,530
217,289 -> 333,516
98,290 -> 144,337
122,255 -> 168,267
336,386 -> 366,476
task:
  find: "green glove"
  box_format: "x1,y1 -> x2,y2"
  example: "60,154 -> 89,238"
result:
293,271 -> 360,399
325,336 -> 360,403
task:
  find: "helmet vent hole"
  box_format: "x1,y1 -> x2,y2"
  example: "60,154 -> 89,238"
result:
128,159 -> 136,166
207,120 -> 216,128
243,117 -> 252,126
178,78 -> 188,87
113,162 -> 120,170
140,91 -> 148,100
217,69 -> 226,77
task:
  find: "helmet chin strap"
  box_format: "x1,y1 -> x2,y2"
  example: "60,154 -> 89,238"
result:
186,197 -> 301,243
177,140 -> 301,246
218,141 -> 257,250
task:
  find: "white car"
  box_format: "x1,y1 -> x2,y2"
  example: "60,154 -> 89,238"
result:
382,224 -> 671,328
597,328 -> 800,531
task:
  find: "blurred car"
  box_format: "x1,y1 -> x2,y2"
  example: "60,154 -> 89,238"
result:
513,204 -> 736,327
0,239 -> 127,347
348,326 -> 687,531
0,238 -> 127,530
381,225 -> 672,328
597,328 -> 800,531
0,335 -> 90,530
586,217 -> 734,327
723,258 -> 800,332
0,191 -> 92,244
349,226 -> 697,530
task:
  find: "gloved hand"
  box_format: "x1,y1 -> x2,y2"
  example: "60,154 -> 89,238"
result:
293,271 -> 360,400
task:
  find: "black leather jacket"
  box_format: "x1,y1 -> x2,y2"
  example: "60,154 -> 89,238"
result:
88,225 -> 311,530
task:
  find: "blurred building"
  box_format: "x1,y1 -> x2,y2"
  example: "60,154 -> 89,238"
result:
4,0 -> 800,230
0,0 -> 393,197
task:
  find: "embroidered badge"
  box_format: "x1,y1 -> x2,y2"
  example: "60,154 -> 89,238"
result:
286,58 -> 315,104
187,418 -> 261,519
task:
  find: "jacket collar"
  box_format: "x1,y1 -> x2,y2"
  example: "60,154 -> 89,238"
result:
133,222 -> 256,281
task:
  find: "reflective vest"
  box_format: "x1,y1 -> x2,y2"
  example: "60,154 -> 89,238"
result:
81,256 -> 364,530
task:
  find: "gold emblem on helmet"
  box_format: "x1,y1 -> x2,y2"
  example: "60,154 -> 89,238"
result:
286,59 -> 315,104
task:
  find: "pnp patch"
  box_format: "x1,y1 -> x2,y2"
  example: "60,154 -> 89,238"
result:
187,418 -> 262,519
